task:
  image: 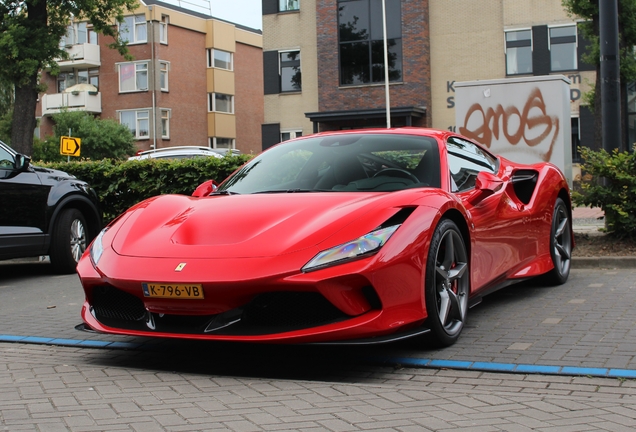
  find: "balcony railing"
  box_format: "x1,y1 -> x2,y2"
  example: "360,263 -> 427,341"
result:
58,43 -> 101,69
41,91 -> 102,116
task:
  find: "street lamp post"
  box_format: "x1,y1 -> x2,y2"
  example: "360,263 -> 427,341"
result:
381,0 -> 391,128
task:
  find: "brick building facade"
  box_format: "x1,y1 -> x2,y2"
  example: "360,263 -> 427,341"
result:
37,0 -> 263,156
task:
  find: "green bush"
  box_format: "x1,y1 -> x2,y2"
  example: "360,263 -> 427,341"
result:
41,155 -> 253,223
573,146 -> 636,239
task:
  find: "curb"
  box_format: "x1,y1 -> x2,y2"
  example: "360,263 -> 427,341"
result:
572,256 -> 636,269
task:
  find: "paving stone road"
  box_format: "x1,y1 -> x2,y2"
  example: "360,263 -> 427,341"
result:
2,258 -> 636,430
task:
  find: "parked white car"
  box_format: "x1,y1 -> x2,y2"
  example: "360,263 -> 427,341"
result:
128,146 -> 226,160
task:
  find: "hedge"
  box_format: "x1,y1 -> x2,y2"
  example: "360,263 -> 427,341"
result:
41,155 -> 253,223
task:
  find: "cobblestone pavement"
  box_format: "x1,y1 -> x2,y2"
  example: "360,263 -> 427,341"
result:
2,342 -> 636,431
2,256 -> 636,430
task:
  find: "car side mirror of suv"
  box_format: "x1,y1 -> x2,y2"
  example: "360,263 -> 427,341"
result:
15,154 -> 31,172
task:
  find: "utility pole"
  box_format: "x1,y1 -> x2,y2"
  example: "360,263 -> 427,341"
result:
599,0 -> 621,152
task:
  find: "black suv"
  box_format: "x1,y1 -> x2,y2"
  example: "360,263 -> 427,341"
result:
0,140 -> 102,273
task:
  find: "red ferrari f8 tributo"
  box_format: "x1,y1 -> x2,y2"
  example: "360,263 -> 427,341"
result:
77,128 -> 573,347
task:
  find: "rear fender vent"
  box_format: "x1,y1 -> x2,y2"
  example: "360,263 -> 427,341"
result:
511,170 -> 538,205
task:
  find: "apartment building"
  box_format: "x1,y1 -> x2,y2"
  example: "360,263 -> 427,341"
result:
262,0 -> 604,160
262,0 -> 431,150
37,0 -> 264,155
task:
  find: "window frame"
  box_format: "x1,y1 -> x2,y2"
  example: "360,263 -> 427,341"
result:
280,50 -> 302,92
118,109 -> 151,140
207,49 -> 233,70
118,61 -> 149,93
208,93 -> 235,114
210,137 -> 236,149
161,109 -> 170,139
159,15 -> 169,44
505,28 -> 533,76
159,61 -> 169,92
337,0 -> 403,86
120,14 -> 147,44
279,0 -> 300,12
280,130 -> 302,142
549,24 -> 577,72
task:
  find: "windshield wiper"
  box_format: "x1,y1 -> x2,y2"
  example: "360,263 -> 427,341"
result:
252,189 -> 334,194
210,190 -> 240,196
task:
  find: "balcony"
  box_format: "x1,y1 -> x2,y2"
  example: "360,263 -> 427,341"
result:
58,43 -> 101,70
41,90 -> 102,116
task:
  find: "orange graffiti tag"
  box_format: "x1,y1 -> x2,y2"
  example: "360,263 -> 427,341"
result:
458,87 -> 559,162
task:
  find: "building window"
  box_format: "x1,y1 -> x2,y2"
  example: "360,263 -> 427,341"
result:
160,15 -> 169,44
119,110 -> 150,139
118,62 -> 148,92
208,93 -> 234,113
505,29 -> 532,75
160,61 -> 169,91
207,49 -> 233,70
281,130 -> 302,141
59,22 -> 97,47
211,137 -> 236,149
279,0 -> 299,11
550,25 -> 577,72
120,15 -> 147,44
338,0 -> 403,86
161,110 -> 170,138
280,51 -> 302,92
57,72 -> 73,92
89,68 -> 99,89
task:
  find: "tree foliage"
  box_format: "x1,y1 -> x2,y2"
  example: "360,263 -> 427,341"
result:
32,110 -> 135,161
562,0 -> 636,149
0,0 -> 138,155
573,146 -> 636,239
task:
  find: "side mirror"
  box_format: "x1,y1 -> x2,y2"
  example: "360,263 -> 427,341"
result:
467,171 -> 503,205
15,154 -> 31,172
192,179 -> 218,197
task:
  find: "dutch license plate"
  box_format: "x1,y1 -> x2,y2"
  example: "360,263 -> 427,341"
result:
142,283 -> 204,299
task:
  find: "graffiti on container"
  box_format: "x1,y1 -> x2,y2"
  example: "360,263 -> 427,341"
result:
458,88 -> 559,162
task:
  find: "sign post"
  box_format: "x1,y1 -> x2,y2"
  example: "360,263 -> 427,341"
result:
60,136 -> 81,158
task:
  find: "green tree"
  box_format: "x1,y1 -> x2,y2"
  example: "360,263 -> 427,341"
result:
33,110 -> 135,161
562,0 -> 636,151
0,0 -> 137,156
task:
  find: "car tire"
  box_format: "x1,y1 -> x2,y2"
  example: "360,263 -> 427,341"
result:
543,197 -> 572,285
50,208 -> 87,274
424,219 -> 470,347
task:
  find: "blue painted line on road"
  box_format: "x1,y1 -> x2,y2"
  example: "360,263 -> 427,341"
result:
0,333 -> 143,350
2,334 -> 636,379
386,356 -> 636,379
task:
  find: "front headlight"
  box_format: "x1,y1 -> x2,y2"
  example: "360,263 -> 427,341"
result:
302,225 -> 400,272
90,228 -> 108,266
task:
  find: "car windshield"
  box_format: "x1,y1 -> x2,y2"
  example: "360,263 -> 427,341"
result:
218,133 -> 440,194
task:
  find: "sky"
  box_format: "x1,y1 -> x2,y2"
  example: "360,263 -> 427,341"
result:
176,0 -> 263,30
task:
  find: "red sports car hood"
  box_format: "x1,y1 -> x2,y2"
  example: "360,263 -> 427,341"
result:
111,193 -> 413,259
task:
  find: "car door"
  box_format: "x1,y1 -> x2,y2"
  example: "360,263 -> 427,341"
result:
0,144 -> 49,259
446,136 -> 530,292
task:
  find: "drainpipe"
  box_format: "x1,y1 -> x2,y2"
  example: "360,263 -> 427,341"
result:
149,6 -> 157,149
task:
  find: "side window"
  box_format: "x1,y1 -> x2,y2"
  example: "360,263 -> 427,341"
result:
446,137 -> 497,192
0,147 -> 15,169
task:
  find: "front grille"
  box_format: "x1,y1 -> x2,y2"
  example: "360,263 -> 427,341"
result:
90,287 -> 350,336
241,292 -> 347,331
92,286 -> 146,321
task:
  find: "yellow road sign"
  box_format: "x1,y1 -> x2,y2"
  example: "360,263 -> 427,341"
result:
60,136 -> 81,157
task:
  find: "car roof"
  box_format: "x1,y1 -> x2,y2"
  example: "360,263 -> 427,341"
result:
129,146 -> 224,160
